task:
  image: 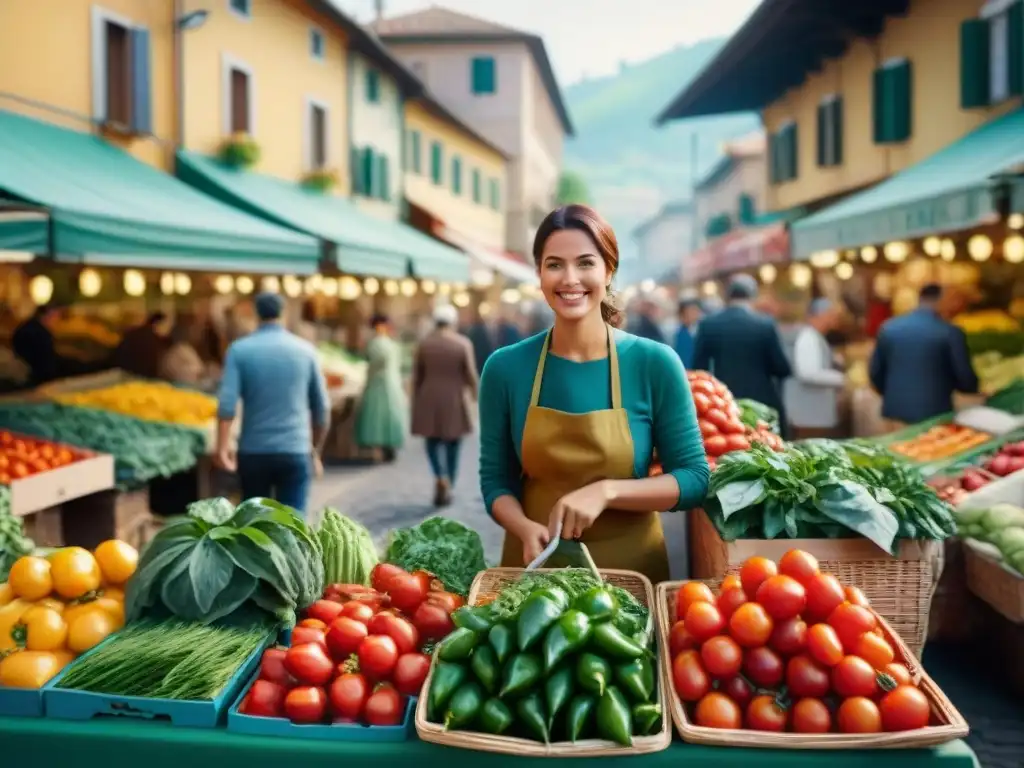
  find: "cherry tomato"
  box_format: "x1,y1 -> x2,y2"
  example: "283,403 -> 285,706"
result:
717,586 -> 748,620
366,612 -> 420,655
358,634 -> 399,680
365,684 -> 405,726
704,435 -> 729,456
845,585 -> 871,608
329,671 -> 368,720
341,601 -> 376,625
855,632 -> 895,670
284,642 -> 334,686
720,675 -> 754,709
725,433 -> 750,452
804,573 -> 845,622
832,655 -> 880,698
769,617 -> 807,657
828,602 -> 877,651
740,557 -> 778,598
284,685 -> 328,724
241,679 -> 286,718
685,601 -> 725,642
412,600 -> 455,640
701,635 -> 742,679
883,662 -> 914,688
694,692 -> 742,729
392,652 -> 431,696
792,697 -> 832,734
778,549 -> 820,586
806,623 -> 844,667
742,646 -> 784,688
879,685 -> 930,731
672,649 -> 710,702
746,695 -> 788,732
298,618 -> 328,630
669,621 -> 699,656
675,582 -> 715,621
699,419 -> 719,438
291,626 -> 327,649
326,616 -> 369,659
258,647 -> 291,686
837,696 -> 882,734
720,574 -> 742,592
755,574 -> 807,621
786,653 -> 831,698
728,602 -> 773,648
305,599 -> 346,626
692,392 -> 712,414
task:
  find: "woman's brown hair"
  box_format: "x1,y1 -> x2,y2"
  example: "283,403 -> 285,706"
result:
532,204 -> 625,328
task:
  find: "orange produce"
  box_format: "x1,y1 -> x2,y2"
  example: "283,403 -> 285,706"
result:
0,432 -> 80,484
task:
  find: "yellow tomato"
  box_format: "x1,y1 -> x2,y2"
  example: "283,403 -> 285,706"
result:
92,597 -> 125,629
93,540 -> 138,585
0,599 -> 32,651
0,650 -> 63,689
0,582 -> 13,607
7,557 -> 53,601
16,606 -> 67,652
67,610 -> 116,654
49,547 -> 101,600
100,586 -> 124,603
32,597 -> 65,615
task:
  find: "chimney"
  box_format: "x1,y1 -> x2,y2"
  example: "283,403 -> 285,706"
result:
374,0 -> 384,21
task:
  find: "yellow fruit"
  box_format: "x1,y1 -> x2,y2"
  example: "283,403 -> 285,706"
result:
0,650 -> 63,689
0,583 -> 13,607
0,599 -> 32,651
31,597 -> 65,615
8,557 -> 53,601
92,597 -> 125,629
67,610 -> 116,653
93,540 -> 138,586
16,606 -> 67,652
100,586 -> 124,603
49,548 -> 102,600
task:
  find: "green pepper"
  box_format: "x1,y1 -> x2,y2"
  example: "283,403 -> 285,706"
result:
542,609 -> 591,672
544,665 -> 574,730
499,652 -> 543,698
443,681 -> 484,731
438,627 -> 480,662
614,656 -> 654,703
596,686 -> 633,746
452,605 -> 494,632
632,703 -> 662,736
573,586 -> 618,622
488,622 -> 514,664
517,589 -> 567,651
590,622 -> 644,660
470,643 -> 500,694
566,695 -> 595,742
427,661 -> 467,721
536,586 -> 570,611
576,652 -> 612,697
479,698 -> 514,735
516,691 -> 550,743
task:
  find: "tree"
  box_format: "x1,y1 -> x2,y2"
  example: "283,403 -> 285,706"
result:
556,170 -> 591,206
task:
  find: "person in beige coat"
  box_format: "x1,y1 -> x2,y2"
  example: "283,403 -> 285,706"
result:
411,303 -> 478,506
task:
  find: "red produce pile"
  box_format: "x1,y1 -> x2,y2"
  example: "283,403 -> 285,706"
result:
982,441 -> 1024,478
688,370 -> 784,470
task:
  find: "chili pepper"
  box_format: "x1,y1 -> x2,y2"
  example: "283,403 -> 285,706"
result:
544,665 -> 574,730
596,686 -> 633,746
452,605 -> 494,633
516,691 -> 550,743
573,586 -> 618,622
479,697 -> 514,735
566,694 -> 595,742
488,622 -> 514,664
443,680 -> 484,731
632,702 -> 662,736
614,656 -> 654,703
542,609 -> 592,672
437,627 -> 479,662
576,652 -> 612,697
470,643 -> 500,694
427,661 -> 467,721
590,622 -> 644,660
517,589 -> 568,652
499,652 -> 543,698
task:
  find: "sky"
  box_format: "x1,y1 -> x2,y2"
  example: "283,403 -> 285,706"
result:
330,0 -> 762,85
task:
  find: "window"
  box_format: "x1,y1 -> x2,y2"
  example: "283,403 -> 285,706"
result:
228,65 -> 252,133
430,141 -> 443,185
307,101 -> 327,170
489,178 -> 501,210
91,9 -> 152,134
357,147 -> 375,197
228,0 -> 251,18
769,122 -> 798,184
365,69 -> 380,103
472,169 -> 482,203
310,29 -> 325,60
816,95 -> 843,167
962,1 -> 1023,108
103,21 -> 131,126
471,56 -> 496,95
873,59 -> 912,144
737,193 -> 756,225
451,156 -> 462,195
377,154 -> 390,202
409,130 -> 422,174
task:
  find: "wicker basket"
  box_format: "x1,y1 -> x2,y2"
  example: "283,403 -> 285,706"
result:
688,509 -> 943,656
414,567 -> 672,757
963,539 -> 1024,624
655,579 -> 969,749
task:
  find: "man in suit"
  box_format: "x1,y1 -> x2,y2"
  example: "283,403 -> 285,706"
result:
869,283 -> 979,428
692,274 -> 792,414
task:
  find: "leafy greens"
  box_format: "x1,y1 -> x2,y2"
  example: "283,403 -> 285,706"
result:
384,516 -> 487,596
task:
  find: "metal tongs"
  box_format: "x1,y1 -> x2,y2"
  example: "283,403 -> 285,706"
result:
525,519 -> 601,578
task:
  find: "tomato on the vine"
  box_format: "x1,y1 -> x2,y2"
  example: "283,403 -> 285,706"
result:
746,695 -> 788,732
803,573 -> 846,621
742,646 -> 784,688
828,602 -> 877,650
719,676 -> 754,709
694,692 -> 742,729
675,582 -> 715,621
832,655 -> 880,698
669,621 -> 699,656
855,632 -> 895,670
778,549 -> 820,586
329,672 -> 368,720
728,602 -> 773,648
755,574 -> 807,620
701,635 -> 742,679
792,698 -> 831,734
769,617 -> 807,656
685,601 -> 725,642
716,586 -> 748,620
806,623 -> 844,667
786,654 -> 831,698
879,685 -> 930,731
672,650 -> 710,702
837,696 -> 882,734
739,557 -> 778,598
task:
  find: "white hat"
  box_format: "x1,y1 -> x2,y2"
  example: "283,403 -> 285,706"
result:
433,303 -> 458,326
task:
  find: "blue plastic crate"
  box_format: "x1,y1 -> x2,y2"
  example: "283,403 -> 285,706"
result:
0,683 -> 46,718
42,631 -> 273,728
227,671 -> 416,742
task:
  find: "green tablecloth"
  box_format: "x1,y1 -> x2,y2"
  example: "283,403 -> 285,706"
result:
0,717 -> 979,767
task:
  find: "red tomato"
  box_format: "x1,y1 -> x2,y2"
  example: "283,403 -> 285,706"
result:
672,650 -> 710,702
746,695 -> 788,732
329,671 -> 369,720
425,591 -> 464,614
719,675 -> 754,709
739,557 -> 778,598
837,697 -> 882,734
716,586 -> 748,620
804,573 -> 845,622
720,574 -> 742,592
806,623 -> 844,667
364,684 -> 405,726
845,586 -> 871,608
326,617 -> 369,660
284,642 -> 334,686
298,618 -> 327,630
703,435 -> 729,456
258,647 -> 291,686
884,662 -> 914,688
769,617 -> 807,657
685,601 -> 725,642
742,646 -> 784,688
778,549 -> 820,586
828,602 -> 877,651
412,600 -> 455,640
879,685 -> 931,731
370,563 -> 408,594
832,655 -> 880,698
341,601 -> 376,625
701,636 -> 742,679
669,621 -> 699,656
855,632 -> 895,670
786,654 -> 831,698
723,423 -> 748,440
792,698 -> 832,734
379,568 -> 430,615
675,582 -> 715,621
694,692 -> 742,729
366,612 -> 420,655
358,634 -> 399,680
241,679 -> 286,718
698,419 -> 719,438
692,393 -> 712,414
728,602 -> 773,648
291,626 -> 327,649
691,380 -> 716,397
305,599 -> 346,626
284,686 -> 327,724
392,652 -> 432,696
755,575 -> 807,621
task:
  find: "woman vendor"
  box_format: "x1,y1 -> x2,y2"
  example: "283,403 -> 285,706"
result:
478,204 -> 710,583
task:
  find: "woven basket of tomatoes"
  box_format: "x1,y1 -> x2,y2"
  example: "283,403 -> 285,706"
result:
688,372 -> 783,471
656,550 -> 969,749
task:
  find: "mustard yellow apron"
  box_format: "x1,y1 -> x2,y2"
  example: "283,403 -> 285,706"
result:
499,325 -> 670,583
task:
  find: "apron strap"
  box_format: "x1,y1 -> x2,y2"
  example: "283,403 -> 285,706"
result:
529,325 -> 623,410
529,331 -> 552,408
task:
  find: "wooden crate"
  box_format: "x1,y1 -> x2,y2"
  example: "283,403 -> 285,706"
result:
963,539 -> 1024,624
6,433 -> 115,518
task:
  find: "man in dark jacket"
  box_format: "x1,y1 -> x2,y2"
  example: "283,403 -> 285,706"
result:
114,312 -> 171,378
692,274 -> 792,413
12,303 -> 63,387
869,283 -> 978,426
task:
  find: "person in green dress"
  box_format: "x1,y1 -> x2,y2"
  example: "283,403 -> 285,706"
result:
354,314 -> 407,462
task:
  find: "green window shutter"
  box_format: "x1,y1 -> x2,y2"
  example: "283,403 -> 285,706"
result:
830,98 -> 844,165
489,178 -> 500,209
818,98 -> 844,167
430,141 -> 443,184
378,155 -> 390,201
129,28 -> 153,134
737,193 -> 756,224
471,56 -> 496,94
875,61 -> 913,143
472,169 -> 482,203
361,147 -> 375,196
350,146 -> 362,194
705,213 -> 733,239
816,104 -> 827,167
783,123 -> 798,180
366,69 -> 380,103
768,133 -> 780,185
1009,1 -> 1024,96
409,131 -> 421,174
961,19 -> 992,107
872,68 -> 887,143
451,156 -> 462,195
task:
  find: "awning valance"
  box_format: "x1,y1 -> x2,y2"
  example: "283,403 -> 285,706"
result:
436,225 -> 538,285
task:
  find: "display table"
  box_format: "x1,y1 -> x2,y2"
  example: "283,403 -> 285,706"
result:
0,718 -> 979,768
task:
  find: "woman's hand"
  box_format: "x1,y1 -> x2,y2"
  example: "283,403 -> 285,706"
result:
549,481 -> 610,541
519,520 -> 551,566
